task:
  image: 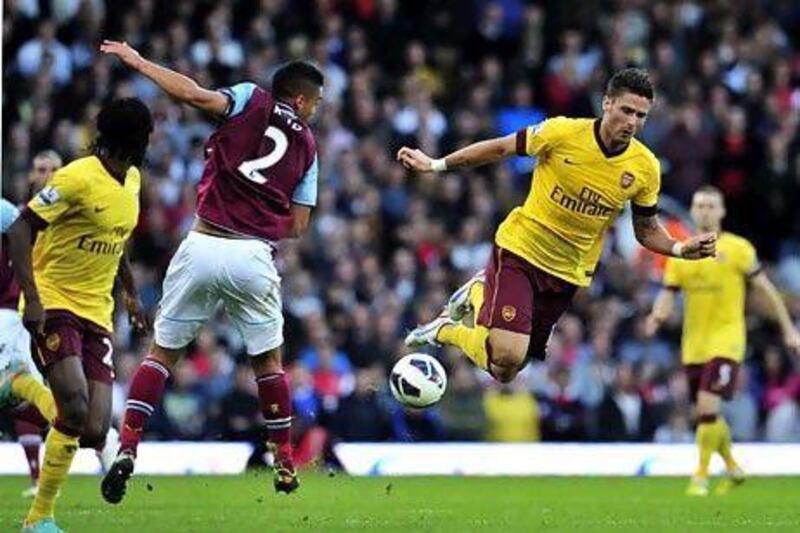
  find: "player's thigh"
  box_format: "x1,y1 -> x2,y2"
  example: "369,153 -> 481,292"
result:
81,379 -> 112,447
527,273 -> 578,362
80,328 -> 114,444
154,234 -> 218,350
477,246 -> 535,366
696,390 -> 722,415
221,240 -> 284,356
45,356 -> 89,430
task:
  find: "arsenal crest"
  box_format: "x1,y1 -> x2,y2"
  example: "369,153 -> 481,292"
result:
46,333 -> 61,352
620,172 -> 635,189
501,305 -> 517,322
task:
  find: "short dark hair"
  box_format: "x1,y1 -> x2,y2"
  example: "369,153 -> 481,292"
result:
605,68 -> 654,100
272,61 -> 324,100
94,97 -> 153,166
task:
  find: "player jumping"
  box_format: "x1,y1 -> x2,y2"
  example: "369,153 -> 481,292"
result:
646,185 -> 800,496
400,68 -> 716,383
7,98 -> 153,533
98,40 -> 323,501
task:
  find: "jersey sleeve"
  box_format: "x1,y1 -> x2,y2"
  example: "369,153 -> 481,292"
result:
515,116 -> 569,157
0,198 -> 20,232
218,82 -> 258,120
291,155 -> 319,207
662,257 -> 682,289
631,156 -> 661,214
27,168 -> 86,227
737,239 -> 761,277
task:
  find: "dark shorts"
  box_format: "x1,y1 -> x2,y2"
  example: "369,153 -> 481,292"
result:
477,245 -> 577,361
31,310 -> 114,385
684,357 -> 740,402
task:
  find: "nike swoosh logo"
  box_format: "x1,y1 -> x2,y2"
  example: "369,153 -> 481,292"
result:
563,158 -> 579,165
94,206 -> 109,213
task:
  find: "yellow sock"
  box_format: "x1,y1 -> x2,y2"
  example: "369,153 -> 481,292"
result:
437,323 -> 490,371
716,417 -> 738,471
468,280 -> 485,319
25,427 -> 79,525
12,373 -> 57,424
695,419 -> 718,478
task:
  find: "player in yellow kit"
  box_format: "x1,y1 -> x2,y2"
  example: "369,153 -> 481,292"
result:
646,185 -> 800,496
7,98 -> 152,533
400,68 -> 716,383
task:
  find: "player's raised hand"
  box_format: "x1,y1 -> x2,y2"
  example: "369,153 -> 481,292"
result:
680,232 -> 717,259
99,40 -> 144,70
784,326 -> 800,356
397,147 -> 434,172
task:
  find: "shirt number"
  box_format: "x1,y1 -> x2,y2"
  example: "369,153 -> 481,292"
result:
238,126 -> 288,184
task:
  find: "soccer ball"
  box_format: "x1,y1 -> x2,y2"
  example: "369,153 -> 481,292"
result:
389,353 -> 447,408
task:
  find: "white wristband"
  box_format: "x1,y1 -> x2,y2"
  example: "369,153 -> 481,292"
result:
430,158 -> 447,172
671,241 -> 684,258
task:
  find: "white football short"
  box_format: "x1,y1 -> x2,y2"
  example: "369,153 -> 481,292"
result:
154,231 -> 284,355
0,308 -> 43,381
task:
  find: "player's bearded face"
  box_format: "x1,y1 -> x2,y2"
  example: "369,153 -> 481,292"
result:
602,92 -> 651,145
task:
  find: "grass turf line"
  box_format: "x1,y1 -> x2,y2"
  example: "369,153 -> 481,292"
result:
1,474 -> 799,532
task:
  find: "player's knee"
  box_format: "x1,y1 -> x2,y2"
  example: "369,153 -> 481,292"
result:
150,343 -> 183,370
80,419 -> 109,449
250,347 -> 283,376
491,364 -> 520,383
488,340 -> 526,370
59,393 -> 89,434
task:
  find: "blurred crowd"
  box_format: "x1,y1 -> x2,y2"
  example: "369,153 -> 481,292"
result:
3,0 -> 800,455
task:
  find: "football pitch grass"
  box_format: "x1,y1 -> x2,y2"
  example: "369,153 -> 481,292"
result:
2,473 -> 799,532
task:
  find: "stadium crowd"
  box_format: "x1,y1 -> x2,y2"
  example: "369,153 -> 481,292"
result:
3,0 -> 800,459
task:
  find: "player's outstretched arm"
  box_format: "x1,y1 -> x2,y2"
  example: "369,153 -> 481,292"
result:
99,40 -> 228,117
632,212 -> 716,260
750,272 -> 800,355
6,217 -> 45,334
396,133 -> 517,173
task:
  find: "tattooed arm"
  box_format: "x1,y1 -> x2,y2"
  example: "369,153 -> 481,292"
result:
632,212 -> 717,259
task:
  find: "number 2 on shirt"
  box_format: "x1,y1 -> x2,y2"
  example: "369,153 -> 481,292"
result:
238,126 -> 288,184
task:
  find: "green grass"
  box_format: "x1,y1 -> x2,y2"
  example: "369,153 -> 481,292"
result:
2,473 -> 799,532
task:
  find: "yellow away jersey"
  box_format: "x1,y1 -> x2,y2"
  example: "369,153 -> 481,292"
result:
496,117 -> 661,286
26,156 -> 141,330
663,232 -> 760,364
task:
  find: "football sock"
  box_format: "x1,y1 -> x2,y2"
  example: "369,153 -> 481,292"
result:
16,421 -> 43,485
256,373 -> 294,468
695,414 -> 718,478
468,280 -> 485,322
12,374 -> 57,424
24,426 -> 79,525
716,417 -> 738,471
120,357 -> 170,456
437,323 -> 491,371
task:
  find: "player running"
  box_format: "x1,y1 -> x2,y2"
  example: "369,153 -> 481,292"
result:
98,40 -> 323,500
2,151 -> 127,503
400,68 -> 716,383
7,98 -> 153,533
646,185 -> 800,496
2,151 -> 61,497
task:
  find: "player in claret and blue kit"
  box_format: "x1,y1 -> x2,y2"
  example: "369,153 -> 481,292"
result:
99,40 -> 323,500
